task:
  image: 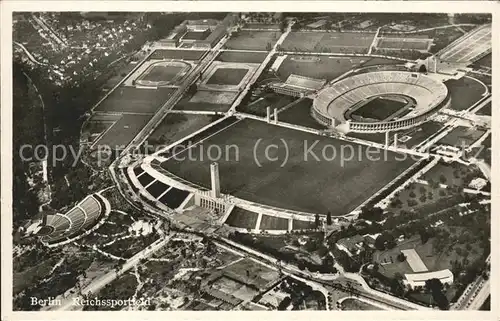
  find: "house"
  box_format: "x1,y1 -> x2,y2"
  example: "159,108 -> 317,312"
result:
336,235 -> 365,257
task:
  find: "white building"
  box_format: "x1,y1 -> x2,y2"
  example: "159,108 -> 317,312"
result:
403,269 -> 454,290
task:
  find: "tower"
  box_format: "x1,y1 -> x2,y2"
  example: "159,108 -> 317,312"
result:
385,131 -> 390,148
266,106 -> 271,123
210,162 -> 221,199
274,108 -> 278,124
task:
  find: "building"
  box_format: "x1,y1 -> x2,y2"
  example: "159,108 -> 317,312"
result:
270,74 -> 326,97
403,269 -> 454,290
336,235 -> 365,257
469,177 -> 487,190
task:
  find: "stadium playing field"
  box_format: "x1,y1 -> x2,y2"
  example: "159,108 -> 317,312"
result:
376,37 -> 432,51
350,97 -> 409,121
149,49 -> 207,61
281,31 -> 375,53
206,68 -> 249,85
259,215 -> 289,230
277,55 -> 368,81
94,114 -> 153,149
161,119 -> 415,214
278,98 -> 327,130
95,87 -> 176,114
139,65 -> 184,82
445,76 -> 486,111
216,50 -> 268,64
225,30 -> 280,51
182,31 -> 209,41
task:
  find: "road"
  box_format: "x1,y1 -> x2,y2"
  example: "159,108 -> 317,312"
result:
50,235 -> 172,311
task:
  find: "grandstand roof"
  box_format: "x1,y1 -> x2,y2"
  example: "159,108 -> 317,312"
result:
404,269 -> 454,285
284,74 -> 326,91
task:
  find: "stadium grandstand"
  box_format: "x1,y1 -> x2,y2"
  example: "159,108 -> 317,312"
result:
27,194 -> 109,245
270,74 -> 327,97
312,71 -> 450,133
403,269 -> 454,290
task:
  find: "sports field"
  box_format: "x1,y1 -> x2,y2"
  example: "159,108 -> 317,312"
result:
149,49 -> 207,61
206,68 -> 249,85
237,93 -> 295,116
474,53 -> 492,68
376,37 -> 432,51
438,24 -> 491,63
161,119 -> 415,214
225,30 -> 280,51
94,87 -> 176,114
445,76 -> 486,111
341,299 -> 382,311
182,31 -> 209,41
225,207 -> 259,229
281,31 -> 375,54
216,50 -> 268,64
437,126 -> 486,147
139,65 -> 184,82
94,114 -> 153,149
351,97 -> 407,121
278,98 -> 327,130
292,219 -> 317,230
145,113 -> 218,151
277,55 -> 368,81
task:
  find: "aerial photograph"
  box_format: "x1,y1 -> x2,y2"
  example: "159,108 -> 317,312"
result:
10,11 -> 491,312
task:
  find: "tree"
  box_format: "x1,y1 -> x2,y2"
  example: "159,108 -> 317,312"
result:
425,278 -> 449,310
326,211 -> 332,225
397,253 -> 407,262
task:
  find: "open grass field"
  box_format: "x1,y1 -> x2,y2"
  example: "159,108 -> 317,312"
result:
341,298 -> 382,311
103,62 -> 138,90
139,65 -> 184,82
206,68 -> 249,85
278,98 -> 327,130
259,215 -> 289,230
237,93 -> 295,116
216,50 -> 268,64
149,49 -> 207,61
94,114 -> 153,149
281,31 -> 375,54
161,119 -> 415,214
145,113 -> 217,149
437,126 -> 487,147
182,31 -> 209,41
223,258 -> 280,288
476,102 -> 491,116
225,207 -> 259,229
445,76 -> 486,111
225,30 -> 280,51
277,55 -> 367,81
376,38 -> 432,51
351,97 -> 407,121
473,53 -> 492,68
292,219 -> 317,230
94,87 -> 176,114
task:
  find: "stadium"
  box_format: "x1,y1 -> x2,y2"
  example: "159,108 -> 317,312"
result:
312,71 -> 451,133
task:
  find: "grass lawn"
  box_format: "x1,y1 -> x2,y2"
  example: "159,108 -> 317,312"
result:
139,65 -> 184,82
217,50 -> 268,63
161,119 -> 415,214
95,114 -> 153,149
206,68 -> 249,85
292,219 -> 317,230
145,113 -> 218,150
437,126 -> 486,147
95,87 -> 176,114
225,207 -> 259,229
352,97 -> 407,121
377,38 -> 431,51
278,98 -> 327,130
225,30 -> 281,51
281,31 -> 374,54
237,93 -> 295,116
259,215 -> 289,230
476,102 -> 491,116
341,298 -> 382,310
445,76 -> 486,111
223,258 -> 280,288
149,49 -> 207,61
277,55 -> 368,81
